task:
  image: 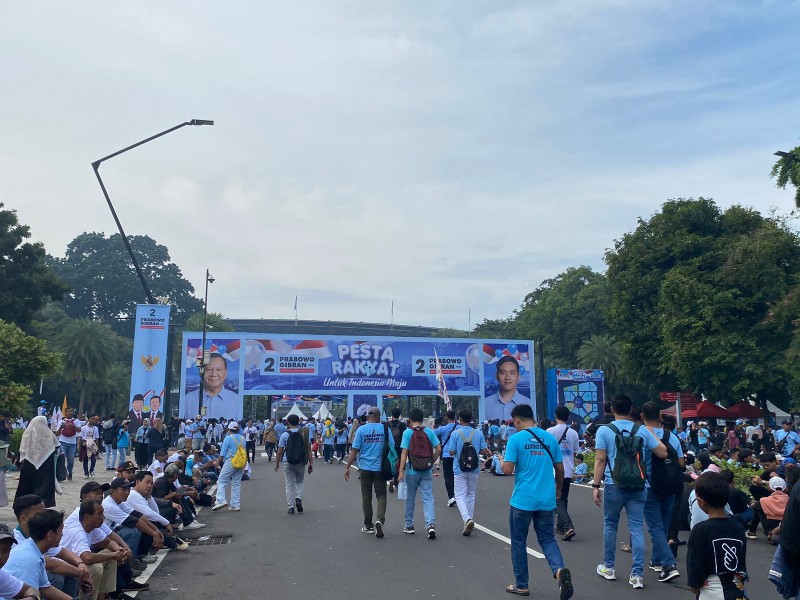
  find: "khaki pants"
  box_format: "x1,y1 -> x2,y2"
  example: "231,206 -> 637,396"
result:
81,550 -> 117,600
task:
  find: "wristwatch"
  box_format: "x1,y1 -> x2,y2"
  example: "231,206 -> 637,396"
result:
592,483 -> 602,489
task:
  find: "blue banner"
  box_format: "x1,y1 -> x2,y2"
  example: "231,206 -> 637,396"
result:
129,304 -> 171,424
546,368 -> 604,428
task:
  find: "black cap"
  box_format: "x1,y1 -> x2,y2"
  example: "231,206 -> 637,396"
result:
783,419 -> 793,425
118,461 -> 137,471
0,523 -> 17,545
109,477 -> 134,490
80,481 -> 110,497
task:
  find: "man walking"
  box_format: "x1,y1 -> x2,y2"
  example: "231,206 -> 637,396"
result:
274,414 -> 312,514
445,408 -> 489,536
212,422 -> 245,512
502,404 -> 573,599
592,394 -> 667,589
344,407 -> 388,538
434,411 -> 458,507
242,419 -> 258,464
398,408 -> 441,539
547,406 -> 581,541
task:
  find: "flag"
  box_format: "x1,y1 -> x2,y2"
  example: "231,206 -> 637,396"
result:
434,349 -> 451,410
51,406 -> 63,432
61,394 -> 67,413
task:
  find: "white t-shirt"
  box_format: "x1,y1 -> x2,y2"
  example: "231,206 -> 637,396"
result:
547,423 -> 581,478
80,425 -> 98,440
149,459 -> 166,477
0,570 -> 23,599
61,507 -> 111,555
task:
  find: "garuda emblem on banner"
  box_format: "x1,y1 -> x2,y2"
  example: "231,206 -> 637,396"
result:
140,354 -> 160,372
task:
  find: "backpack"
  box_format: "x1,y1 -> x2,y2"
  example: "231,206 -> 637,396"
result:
102,421 -> 116,444
408,426 -> 434,471
285,429 -> 308,465
388,419 -> 405,452
649,429 -> 684,496
607,423 -> 646,490
231,438 -> 248,469
457,429 -> 480,472
62,419 -> 76,437
381,423 -> 398,480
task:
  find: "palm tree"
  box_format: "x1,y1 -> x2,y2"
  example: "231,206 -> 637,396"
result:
58,319 -> 117,416
771,147 -> 800,207
577,334 -> 621,382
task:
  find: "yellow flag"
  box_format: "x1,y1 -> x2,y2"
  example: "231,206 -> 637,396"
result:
62,394 -> 68,413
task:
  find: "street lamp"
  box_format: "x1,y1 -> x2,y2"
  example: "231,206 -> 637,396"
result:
197,269 -> 215,417
91,119 -> 214,303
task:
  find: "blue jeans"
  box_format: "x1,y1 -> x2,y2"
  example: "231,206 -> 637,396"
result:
61,442 -> 76,476
643,488 -> 676,568
509,506 -> 565,590
117,446 -> 128,466
216,460 -> 244,508
117,525 -> 143,557
732,507 -> 754,528
602,484 -> 647,575
404,470 -> 435,528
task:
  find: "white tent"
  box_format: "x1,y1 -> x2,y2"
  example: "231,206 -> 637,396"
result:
312,404 -> 333,421
767,400 -> 791,419
285,403 -> 308,420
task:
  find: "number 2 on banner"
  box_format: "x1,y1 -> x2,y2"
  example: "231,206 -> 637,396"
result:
414,359 -> 425,374
263,356 -> 276,374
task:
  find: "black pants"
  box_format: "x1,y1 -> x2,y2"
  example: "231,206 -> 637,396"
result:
246,440 -> 256,463
555,477 -> 573,532
442,457 -> 455,500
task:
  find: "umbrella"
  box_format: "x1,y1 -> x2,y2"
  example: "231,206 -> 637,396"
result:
727,401 -> 763,419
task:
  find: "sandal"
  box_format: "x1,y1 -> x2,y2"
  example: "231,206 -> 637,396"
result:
620,542 -> 632,553
563,529 -> 576,541
505,585 -> 530,596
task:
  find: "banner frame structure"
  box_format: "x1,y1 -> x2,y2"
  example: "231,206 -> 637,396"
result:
178,332 -> 537,422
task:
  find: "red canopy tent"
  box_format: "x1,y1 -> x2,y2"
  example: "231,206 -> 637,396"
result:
727,401 -> 763,419
682,401 -> 736,420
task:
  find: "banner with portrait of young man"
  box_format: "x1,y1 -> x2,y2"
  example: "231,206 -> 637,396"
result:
129,304 -> 171,423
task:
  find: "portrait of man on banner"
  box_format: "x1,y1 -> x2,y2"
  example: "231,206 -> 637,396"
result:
183,339 -> 242,420
484,354 -> 531,422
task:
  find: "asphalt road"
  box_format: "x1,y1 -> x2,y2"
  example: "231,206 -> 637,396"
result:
141,455 -> 779,599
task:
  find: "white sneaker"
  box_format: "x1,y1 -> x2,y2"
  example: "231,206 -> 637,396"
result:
185,521 -> 205,529
228,506 -> 241,511
212,501 -> 228,511
447,498 -> 457,507
629,575 -> 644,589
597,565 -> 616,580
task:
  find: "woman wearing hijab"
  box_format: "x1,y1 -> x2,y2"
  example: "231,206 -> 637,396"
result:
134,418 -> 150,469
146,418 -> 166,465
15,415 -> 61,507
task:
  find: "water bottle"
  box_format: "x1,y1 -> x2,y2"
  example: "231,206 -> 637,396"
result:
397,481 -> 407,500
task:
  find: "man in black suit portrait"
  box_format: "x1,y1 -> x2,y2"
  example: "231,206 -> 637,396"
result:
148,396 -> 164,423
128,394 -> 145,434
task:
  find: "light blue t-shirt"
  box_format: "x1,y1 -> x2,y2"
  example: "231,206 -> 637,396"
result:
595,420 -> 659,486
400,426 -> 441,475
274,422 -> 286,438
434,422 -> 457,451
503,427 -> 562,511
573,463 -> 588,478
644,427 -> 683,483
776,429 -> 800,456
278,428 -> 307,463
352,423 -> 386,472
445,426 -> 488,475
697,427 -> 709,445
219,433 -> 244,461
3,537 -> 49,590
335,428 -> 348,445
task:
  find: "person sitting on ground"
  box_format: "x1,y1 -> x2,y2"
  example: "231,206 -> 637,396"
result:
152,465 -> 205,530
0,523 -> 40,600
125,471 -> 188,552
756,477 -> 789,542
11,495 -> 91,598
147,450 -> 168,479
720,470 -> 754,529
101,478 -> 164,568
572,454 -> 588,484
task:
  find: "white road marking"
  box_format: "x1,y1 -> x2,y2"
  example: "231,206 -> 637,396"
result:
473,523 -> 545,558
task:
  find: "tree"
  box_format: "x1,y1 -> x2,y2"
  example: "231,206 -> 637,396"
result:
0,204 -> 69,326
183,311 -> 235,333
577,334 -> 621,382
57,319 -> 118,416
0,320 -> 61,416
771,147 -> 800,207
48,233 -> 203,335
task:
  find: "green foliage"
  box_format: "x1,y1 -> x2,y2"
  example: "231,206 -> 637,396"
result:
577,334 -> 621,382
9,428 -> 23,456
581,450 -> 596,477
48,232 -> 203,336
0,204 -> 69,326
0,320 -> 61,416
431,327 -> 469,338
184,311 -> 235,333
771,148 -> 800,207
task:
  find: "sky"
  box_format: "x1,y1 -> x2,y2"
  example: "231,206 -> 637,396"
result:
2,1 -> 799,330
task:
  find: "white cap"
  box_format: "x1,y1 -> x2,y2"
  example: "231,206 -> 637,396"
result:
770,477 -> 787,491
227,421 -> 239,430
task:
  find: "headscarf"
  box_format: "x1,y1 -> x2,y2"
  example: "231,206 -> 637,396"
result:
19,416 -> 60,470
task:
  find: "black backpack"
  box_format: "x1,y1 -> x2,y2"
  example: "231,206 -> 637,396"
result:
285,429 -> 308,465
607,423 -> 646,490
649,429 -> 684,496
457,429 -> 480,472
387,419 -> 405,453
102,420 -> 117,444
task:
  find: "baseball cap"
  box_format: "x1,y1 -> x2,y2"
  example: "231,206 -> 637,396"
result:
81,481 -> 110,496
185,419 -> 193,424
227,421 -> 239,430
0,523 -> 17,545
118,460 -> 137,471
770,477 -> 787,491
109,477 -> 134,490
783,419 -> 793,425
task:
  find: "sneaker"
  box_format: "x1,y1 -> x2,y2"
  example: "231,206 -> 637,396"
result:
558,568 -> 574,600
462,519 -> 474,536
228,506 -> 240,511
288,507 -> 295,514
185,521 -> 205,529
658,565 -> 680,583
745,531 -> 758,540
175,539 -> 190,551
403,526 -> 415,534
136,554 -> 158,564
648,562 -> 662,572
596,565 -> 616,580
132,561 -> 148,571
120,582 -> 149,592
295,498 -> 304,513
84,475 -> 89,479
447,498 -> 456,507
67,473 -> 72,481
629,575 -> 644,589
212,501 -> 228,512
361,526 -> 375,534
374,521 -> 384,538
427,526 -> 436,540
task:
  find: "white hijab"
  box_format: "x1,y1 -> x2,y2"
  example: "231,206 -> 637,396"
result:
19,415 -> 60,470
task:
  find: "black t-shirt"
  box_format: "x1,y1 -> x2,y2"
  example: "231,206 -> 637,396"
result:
687,517 -> 747,592
727,488 -> 750,515
152,476 -> 173,500
586,415 -> 613,438
779,479 -> 800,563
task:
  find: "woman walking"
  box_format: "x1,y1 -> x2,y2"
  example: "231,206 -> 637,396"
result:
116,421 -> 130,467
15,416 -> 61,507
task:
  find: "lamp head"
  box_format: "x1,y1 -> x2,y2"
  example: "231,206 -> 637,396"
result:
207,274 -> 215,284
190,119 -> 214,126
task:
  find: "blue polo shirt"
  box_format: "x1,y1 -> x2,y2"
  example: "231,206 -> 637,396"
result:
400,426 -> 441,475
352,423 -> 386,472
595,420 -> 659,486
3,537 -> 50,591
445,426 -> 488,475
503,427 -> 562,511
776,429 -> 800,456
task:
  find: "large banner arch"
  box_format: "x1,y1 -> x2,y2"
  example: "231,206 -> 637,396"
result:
179,333 -> 536,422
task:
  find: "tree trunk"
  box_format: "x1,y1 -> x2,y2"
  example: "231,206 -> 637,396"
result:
78,380 -> 86,418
